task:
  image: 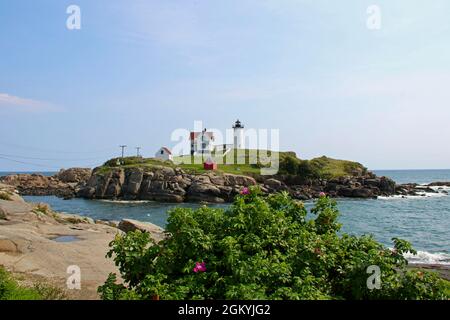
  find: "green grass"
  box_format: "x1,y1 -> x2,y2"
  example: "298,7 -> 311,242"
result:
309,156 -> 367,179
97,151 -> 366,179
0,266 -> 66,300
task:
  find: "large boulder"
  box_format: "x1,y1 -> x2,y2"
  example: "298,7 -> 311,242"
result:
118,219 -> 165,242
223,174 -> 257,187
337,187 -> 354,197
352,188 -> 375,198
122,168 -> 144,197
264,178 -> 288,191
379,177 -> 396,194
94,172 -> 112,198
103,169 -> 125,199
138,170 -> 186,203
187,178 -> 225,203
55,168 -> 92,184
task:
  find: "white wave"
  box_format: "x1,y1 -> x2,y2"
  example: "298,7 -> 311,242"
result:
378,191 -> 448,200
403,251 -> 450,265
428,185 -> 450,192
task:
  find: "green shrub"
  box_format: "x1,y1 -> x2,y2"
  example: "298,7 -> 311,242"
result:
0,267 -> 41,300
280,156 -> 299,175
0,267 -> 66,300
0,192 -> 12,201
297,160 -> 322,181
99,188 -> 449,300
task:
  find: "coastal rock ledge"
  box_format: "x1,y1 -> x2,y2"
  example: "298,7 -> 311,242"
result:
0,168 -> 91,198
75,166 -> 399,203
77,166 -> 257,203
3,166 -> 446,203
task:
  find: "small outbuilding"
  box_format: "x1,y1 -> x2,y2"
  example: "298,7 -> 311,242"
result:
203,157 -> 217,170
155,147 -> 173,161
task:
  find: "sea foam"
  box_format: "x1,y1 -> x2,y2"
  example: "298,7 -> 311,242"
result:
404,250 -> 450,265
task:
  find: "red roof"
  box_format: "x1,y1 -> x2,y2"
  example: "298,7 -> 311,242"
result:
161,147 -> 172,155
190,131 -> 215,141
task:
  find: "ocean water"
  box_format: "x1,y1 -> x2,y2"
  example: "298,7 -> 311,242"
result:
373,169 -> 450,185
0,171 -> 56,177
11,169 -> 450,265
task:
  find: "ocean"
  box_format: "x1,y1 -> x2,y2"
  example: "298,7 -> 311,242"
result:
0,171 -> 56,177
3,169 -> 449,265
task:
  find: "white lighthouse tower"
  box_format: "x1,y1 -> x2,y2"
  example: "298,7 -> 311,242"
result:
232,119 -> 245,149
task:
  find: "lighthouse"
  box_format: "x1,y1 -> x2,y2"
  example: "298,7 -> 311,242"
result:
232,119 -> 245,149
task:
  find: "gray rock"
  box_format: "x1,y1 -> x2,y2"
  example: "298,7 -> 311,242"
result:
223,174 -> 257,187
379,176 -> 396,194
122,168 -> 144,196
118,219 -> 165,242
352,188 -> 374,198
55,168 -> 92,184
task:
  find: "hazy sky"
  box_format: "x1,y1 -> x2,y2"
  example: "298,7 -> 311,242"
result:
1,0 -> 450,171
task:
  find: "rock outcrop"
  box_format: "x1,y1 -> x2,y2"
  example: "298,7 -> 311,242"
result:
55,168 -> 92,184
257,174 -> 397,200
6,164 -> 438,202
0,168 -> 91,199
77,166 -> 257,203
118,219 -> 165,242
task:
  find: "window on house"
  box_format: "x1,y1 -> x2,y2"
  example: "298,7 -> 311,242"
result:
161,150 -> 164,155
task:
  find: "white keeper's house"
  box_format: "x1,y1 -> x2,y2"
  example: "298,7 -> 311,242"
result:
155,147 -> 173,161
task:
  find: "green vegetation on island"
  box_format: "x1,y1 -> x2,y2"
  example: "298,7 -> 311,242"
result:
98,150 -> 367,180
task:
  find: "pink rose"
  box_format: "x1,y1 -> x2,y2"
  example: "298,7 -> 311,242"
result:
193,262 -> 207,273
240,187 -> 250,195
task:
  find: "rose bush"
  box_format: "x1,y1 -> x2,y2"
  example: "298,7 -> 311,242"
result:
98,187 -> 449,300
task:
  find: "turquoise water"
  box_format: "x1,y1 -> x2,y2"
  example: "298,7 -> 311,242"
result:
14,169 -> 450,264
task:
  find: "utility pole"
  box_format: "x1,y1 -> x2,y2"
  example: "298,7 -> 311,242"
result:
135,147 -> 141,157
119,145 -> 127,158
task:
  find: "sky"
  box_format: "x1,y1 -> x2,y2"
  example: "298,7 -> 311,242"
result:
1,0 -> 450,171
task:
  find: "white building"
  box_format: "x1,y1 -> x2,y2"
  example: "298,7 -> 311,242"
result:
155,147 -> 173,161
190,128 -> 215,156
233,119 -> 245,149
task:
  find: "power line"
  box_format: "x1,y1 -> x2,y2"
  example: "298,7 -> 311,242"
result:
135,147 -> 141,157
0,141 -> 117,154
0,156 -> 105,170
0,156 -> 62,170
0,153 -> 112,162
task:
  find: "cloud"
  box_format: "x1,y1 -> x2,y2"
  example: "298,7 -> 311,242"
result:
0,93 -> 62,112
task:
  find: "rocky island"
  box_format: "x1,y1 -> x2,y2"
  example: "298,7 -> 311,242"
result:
1,153 -> 448,203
